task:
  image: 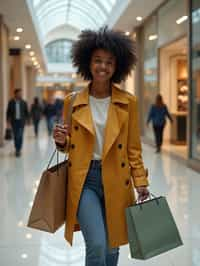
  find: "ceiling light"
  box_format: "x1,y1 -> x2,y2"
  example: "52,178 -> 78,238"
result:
26,233 -> 32,239
29,51 -> 35,56
13,36 -> 20,41
33,62 -> 38,66
136,16 -> 143,21
18,221 -> 24,227
176,16 -> 188,24
16,27 -> 23,33
125,31 -> 130,36
31,57 -> 36,61
21,254 -> 28,259
25,44 -> 31,49
148,34 -> 158,41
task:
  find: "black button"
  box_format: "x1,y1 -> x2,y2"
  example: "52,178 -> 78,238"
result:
125,179 -> 130,186
74,126 -> 79,130
118,144 -> 122,149
68,161 -> 72,167
121,162 -> 125,168
71,144 -> 75,149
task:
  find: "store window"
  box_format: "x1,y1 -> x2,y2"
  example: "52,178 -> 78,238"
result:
45,39 -> 73,63
143,15 -> 158,140
191,0 -> 200,160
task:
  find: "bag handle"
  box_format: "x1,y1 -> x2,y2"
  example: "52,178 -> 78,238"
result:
46,92 -> 77,170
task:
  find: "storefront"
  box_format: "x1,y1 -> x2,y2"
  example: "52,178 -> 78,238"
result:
135,0 -> 200,170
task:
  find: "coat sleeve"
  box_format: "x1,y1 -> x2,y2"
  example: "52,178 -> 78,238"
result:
55,94 -> 72,153
127,96 -> 149,187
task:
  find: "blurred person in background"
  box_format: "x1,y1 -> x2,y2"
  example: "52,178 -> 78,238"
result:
54,98 -> 64,123
6,88 -> 29,157
43,95 -> 56,136
30,97 -> 43,137
147,94 -> 173,153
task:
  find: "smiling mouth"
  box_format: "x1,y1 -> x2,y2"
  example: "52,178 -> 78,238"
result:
97,71 -> 108,76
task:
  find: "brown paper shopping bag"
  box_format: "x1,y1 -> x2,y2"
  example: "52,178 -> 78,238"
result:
27,150 -> 68,233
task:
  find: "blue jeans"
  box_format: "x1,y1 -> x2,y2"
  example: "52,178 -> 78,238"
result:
11,120 -> 25,152
77,160 -> 119,266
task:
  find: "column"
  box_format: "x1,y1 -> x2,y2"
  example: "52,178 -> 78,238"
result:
10,49 -> 28,100
0,15 -> 9,146
26,66 -> 37,107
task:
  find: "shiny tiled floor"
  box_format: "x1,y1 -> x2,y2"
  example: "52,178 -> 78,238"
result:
0,122 -> 199,266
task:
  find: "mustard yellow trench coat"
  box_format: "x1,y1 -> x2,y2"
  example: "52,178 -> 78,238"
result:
57,84 -> 149,248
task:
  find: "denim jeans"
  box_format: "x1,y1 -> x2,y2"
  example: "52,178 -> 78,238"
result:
11,119 -> 25,152
77,160 -> 119,266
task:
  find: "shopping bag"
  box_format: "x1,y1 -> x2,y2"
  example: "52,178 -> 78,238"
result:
126,196 -> 183,260
5,128 -> 12,140
27,150 -> 68,233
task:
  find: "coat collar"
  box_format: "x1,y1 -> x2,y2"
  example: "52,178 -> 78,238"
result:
72,83 -> 129,161
72,83 -> 129,108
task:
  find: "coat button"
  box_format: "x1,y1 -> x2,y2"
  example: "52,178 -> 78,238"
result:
74,126 -> 79,131
68,161 -> 72,167
121,162 -> 125,168
71,144 -> 75,149
118,144 -> 122,149
125,179 -> 130,186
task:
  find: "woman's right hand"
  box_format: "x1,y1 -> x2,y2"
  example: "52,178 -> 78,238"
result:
53,124 -> 69,146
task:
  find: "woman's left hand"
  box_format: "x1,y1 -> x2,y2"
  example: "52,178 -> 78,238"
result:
136,186 -> 150,202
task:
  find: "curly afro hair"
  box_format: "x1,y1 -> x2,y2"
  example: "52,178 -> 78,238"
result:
71,27 -> 137,83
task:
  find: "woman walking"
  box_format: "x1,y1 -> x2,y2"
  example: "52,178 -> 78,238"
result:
147,94 -> 173,153
53,27 -> 149,266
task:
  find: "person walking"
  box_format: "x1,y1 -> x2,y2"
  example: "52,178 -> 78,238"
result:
53,27 -> 150,266
147,94 -> 173,153
30,97 -> 43,137
6,88 -> 29,157
43,96 -> 56,136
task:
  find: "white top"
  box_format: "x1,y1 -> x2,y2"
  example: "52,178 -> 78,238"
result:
15,100 -> 21,119
89,95 -> 111,160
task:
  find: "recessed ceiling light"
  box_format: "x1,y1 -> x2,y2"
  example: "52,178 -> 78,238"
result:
33,61 -> 38,66
29,51 -> 35,56
18,221 -> 24,227
136,16 -> 143,21
176,15 -> 188,24
13,36 -> 20,41
125,31 -> 130,36
31,57 -> 36,61
21,254 -> 28,259
26,233 -> 32,239
148,34 -> 158,41
16,27 -> 23,33
25,44 -> 31,49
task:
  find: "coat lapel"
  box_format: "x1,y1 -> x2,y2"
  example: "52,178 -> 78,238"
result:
72,87 -> 95,136
102,86 -> 128,161
71,85 -> 129,158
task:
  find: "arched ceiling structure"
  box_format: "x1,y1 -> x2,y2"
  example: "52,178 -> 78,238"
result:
32,0 -> 117,37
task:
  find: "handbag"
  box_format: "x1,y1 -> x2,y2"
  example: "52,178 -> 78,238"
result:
27,92 -> 77,233
126,195 -> 183,260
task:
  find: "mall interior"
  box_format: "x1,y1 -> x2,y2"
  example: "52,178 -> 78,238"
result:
0,0 -> 200,265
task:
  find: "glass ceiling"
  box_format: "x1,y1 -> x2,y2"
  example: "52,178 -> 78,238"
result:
32,0 -> 117,36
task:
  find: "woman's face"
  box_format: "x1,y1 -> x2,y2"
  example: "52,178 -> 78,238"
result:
90,49 -> 116,83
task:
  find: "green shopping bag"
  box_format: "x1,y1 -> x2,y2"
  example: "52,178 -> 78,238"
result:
125,196 -> 183,260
